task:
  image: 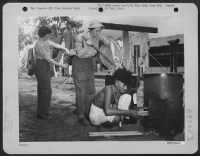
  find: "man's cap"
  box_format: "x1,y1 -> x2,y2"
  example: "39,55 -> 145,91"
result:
88,20 -> 104,29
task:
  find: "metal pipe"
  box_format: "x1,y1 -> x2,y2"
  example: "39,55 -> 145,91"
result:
168,39 -> 180,72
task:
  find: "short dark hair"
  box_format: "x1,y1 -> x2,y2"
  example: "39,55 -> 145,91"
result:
113,68 -> 134,87
38,26 -> 52,38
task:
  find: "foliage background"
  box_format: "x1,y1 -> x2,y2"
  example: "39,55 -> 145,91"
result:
18,16 -> 83,77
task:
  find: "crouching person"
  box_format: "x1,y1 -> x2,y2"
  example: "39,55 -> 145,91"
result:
89,68 -> 145,127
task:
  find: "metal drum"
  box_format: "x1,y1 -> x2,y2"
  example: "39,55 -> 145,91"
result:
142,73 -> 184,139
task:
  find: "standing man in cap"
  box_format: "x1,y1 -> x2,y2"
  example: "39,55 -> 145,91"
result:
71,20 -> 110,125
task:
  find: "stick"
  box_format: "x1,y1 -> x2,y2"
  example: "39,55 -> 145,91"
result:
55,77 -> 69,87
89,133 -> 143,137
89,131 -> 143,134
88,131 -> 144,137
89,133 -> 143,136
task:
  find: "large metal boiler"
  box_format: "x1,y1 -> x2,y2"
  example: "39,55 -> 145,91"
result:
142,39 -> 184,139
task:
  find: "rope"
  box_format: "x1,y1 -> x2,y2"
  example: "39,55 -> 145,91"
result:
149,54 -> 168,72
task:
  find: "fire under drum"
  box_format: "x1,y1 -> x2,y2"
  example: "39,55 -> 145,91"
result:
142,39 -> 184,139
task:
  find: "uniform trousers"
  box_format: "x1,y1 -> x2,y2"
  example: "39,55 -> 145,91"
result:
34,59 -> 52,118
72,56 -> 96,118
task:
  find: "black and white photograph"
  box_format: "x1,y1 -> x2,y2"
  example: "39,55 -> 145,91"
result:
3,3 -> 198,154
18,15 -> 184,141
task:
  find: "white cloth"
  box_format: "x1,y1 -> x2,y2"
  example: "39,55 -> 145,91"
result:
133,93 -> 137,105
118,94 -> 132,110
89,104 -> 116,126
68,65 -> 72,76
89,94 -> 132,126
118,94 -> 132,121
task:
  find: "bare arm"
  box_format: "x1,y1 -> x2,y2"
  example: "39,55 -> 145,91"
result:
45,57 -> 67,68
104,86 -> 137,117
48,40 -> 70,55
48,40 -> 65,50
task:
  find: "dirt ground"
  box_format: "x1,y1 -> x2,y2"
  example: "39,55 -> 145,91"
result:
19,74 -> 164,142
